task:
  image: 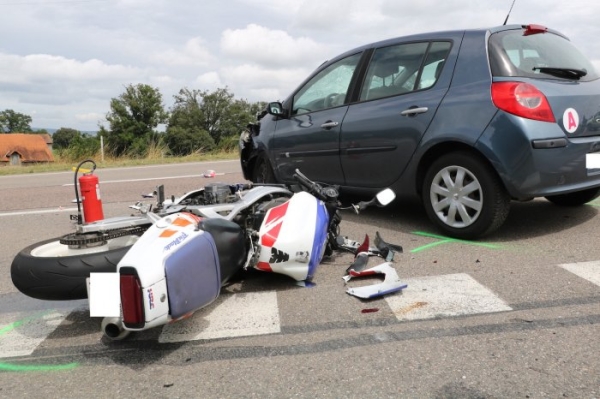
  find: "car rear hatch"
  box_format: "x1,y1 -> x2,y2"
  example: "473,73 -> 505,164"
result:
488,24 -> 600,139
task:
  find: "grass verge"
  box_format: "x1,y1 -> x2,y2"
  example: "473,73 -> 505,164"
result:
0,151 -> 239,176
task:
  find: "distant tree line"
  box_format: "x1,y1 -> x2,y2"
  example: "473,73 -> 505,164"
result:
1,84 -> 267,160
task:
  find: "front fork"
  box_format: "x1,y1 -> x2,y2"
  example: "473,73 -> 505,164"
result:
325,208 -> 342,256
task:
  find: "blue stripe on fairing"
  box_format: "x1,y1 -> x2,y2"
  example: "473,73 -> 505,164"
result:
307,200 -> 329,281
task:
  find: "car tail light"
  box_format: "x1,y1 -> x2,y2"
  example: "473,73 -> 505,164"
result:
119,269 -> 145,329
491,82 -> 555,122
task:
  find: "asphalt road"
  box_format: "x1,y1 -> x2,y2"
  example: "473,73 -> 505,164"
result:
0,159 -> 599,399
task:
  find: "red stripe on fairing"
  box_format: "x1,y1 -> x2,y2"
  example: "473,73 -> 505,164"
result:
264,201 -> 289,224
260,201 -> 289,248
261,222 -> 282,248
257,261 -> 273,272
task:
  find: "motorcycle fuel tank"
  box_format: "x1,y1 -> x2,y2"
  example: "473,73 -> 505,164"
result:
256,191 -> 329,281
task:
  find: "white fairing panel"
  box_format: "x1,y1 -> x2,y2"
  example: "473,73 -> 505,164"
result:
257,191 -> 327,281
117,212 -> 219,328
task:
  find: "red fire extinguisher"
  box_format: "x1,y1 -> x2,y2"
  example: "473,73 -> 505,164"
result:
75,160 -> 104,224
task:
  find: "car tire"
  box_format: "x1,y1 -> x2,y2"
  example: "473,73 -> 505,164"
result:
252,155 -> 276,184
422,151 -> 510,239
545,187 -> 600,206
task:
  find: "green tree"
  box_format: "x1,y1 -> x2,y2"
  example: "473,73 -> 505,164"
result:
66,134 -> 100,160
164,88 -> 216,156
164,126 -> 215,156
101,84 -> 168,157
0,109 -> 33,133
166,87 -> 265,156
53,127 -> 81,150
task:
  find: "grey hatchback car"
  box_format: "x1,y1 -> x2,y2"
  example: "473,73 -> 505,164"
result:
239,24 -> 600,239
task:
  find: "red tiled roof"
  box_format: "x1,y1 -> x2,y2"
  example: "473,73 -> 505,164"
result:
0,133 -> 54,162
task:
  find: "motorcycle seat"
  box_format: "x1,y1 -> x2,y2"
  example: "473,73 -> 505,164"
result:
197,218 -> 246,283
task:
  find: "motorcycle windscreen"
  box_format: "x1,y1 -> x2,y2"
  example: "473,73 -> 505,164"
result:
164,231 -> 221,319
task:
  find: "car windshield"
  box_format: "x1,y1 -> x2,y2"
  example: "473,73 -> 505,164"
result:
489,28 -> 598,82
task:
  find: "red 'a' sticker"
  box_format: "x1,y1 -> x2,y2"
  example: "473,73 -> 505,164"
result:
563,108 -> 579,134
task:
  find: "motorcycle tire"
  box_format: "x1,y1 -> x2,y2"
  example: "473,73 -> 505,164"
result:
11,235 -> 139,301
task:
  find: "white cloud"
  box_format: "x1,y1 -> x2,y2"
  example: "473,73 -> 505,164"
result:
221,63 -> 311,102
221,24 -> 329,68
151,38 -> 214,67
195,72 -> 224,91
0,0 -> 599,131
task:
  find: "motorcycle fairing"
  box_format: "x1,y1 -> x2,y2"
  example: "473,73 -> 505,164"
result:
165,230 -> 220,320
257,191 -> 329,281
113,212 -> 221,328
343,262 -> 407,299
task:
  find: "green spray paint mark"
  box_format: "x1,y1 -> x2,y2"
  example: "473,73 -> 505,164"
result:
410,231 -> 502,253
0,362 -> 78,372
0,311 -> 79,372
589,199 -> 600,207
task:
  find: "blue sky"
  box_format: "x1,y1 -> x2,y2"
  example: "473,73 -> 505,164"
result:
0,0 -> 598,131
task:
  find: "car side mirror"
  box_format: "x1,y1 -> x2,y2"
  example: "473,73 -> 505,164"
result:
267,102 -> 286,117
375,188 -> 395,206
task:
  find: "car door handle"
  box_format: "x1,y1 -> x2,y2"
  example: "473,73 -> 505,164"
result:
401,107 -> 429,116
321,121 -> 339,129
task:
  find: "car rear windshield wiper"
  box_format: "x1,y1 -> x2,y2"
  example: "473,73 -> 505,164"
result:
532,67 -> 588,80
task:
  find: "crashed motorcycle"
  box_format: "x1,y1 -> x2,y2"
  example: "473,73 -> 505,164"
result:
10,160 -> 285,301
90,169 -> 396,340
11,161 -> 397,340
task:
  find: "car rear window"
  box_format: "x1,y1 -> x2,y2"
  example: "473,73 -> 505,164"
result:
489,28 -> 598,82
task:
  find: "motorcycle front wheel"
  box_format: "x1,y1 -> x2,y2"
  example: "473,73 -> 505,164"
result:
11,235 -> 139,301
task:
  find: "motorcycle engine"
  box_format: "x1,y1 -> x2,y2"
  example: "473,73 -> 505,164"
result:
204,183 -> 231,204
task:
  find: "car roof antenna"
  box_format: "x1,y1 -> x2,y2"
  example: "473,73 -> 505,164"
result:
503,0 -> 517,25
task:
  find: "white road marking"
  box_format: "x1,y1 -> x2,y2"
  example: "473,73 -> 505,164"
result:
0,207 -> 77,217
0,311 -> 69,358
559,260 -> 600,286
385,273 -> 512,321
158,291 -> 280,343
61,173 -> 207,186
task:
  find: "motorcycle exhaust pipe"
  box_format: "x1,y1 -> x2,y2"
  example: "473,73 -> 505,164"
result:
101,317 -> 130,340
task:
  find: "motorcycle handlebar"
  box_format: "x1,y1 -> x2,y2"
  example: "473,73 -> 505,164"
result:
293,169 -> 325,201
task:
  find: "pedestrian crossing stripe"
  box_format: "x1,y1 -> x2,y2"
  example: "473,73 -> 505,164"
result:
559,260 -> 600,286
4,261 -> 600,359
0,311 -> 69,358
159,291 -> 281,343
385,273 -> 512,321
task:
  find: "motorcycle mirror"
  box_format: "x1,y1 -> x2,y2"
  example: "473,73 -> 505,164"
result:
375,189 -> 395,206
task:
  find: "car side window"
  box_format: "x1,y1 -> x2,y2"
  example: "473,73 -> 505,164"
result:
292,53 -> 362,115
360,41 -> 451,101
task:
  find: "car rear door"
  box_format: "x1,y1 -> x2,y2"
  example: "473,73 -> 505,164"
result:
340,37 -> 461,188
272,53 -> 363,184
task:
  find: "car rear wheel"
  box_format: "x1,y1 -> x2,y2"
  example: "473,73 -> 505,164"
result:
252,155 -> 276,184
545,187 -> 600,206
422,151 -> 510,239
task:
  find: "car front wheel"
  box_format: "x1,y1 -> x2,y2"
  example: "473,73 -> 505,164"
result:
422,152 -> 510,239
252,155 -> 276,184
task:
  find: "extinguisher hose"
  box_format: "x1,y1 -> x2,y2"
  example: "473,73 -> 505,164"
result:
74,159 -> 97,225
